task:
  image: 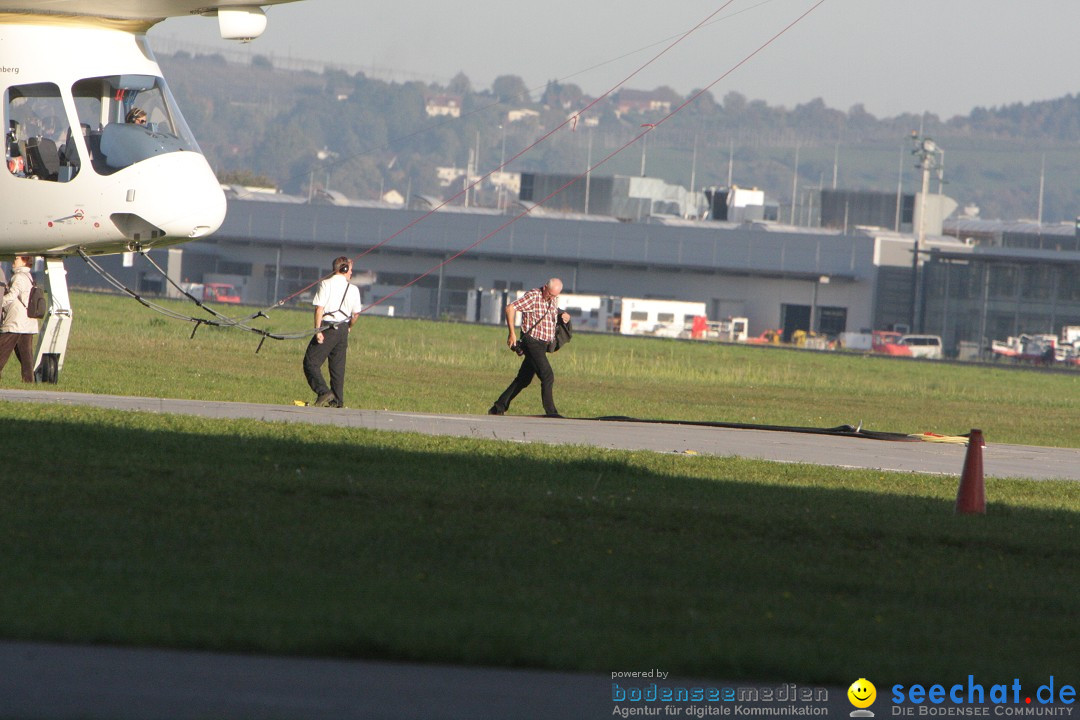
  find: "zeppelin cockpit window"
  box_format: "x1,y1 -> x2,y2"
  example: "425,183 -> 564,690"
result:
4,82 -> 80,182
71,74 -> 202,175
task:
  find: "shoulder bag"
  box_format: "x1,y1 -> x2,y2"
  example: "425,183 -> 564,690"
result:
18,273 -> 47,319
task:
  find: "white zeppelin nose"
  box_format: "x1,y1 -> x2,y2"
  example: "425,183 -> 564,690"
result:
128,152 -> 227,241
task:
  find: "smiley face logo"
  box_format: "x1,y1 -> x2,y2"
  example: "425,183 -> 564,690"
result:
848,678 -> 877,709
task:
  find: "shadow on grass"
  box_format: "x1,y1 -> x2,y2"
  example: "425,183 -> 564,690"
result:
1,408 -> 1077,686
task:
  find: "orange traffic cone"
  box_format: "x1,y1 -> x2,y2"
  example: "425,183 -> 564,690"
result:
955,429 -> 986,515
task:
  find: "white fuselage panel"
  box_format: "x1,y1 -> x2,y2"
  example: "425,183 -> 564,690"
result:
1,20 -> 225,255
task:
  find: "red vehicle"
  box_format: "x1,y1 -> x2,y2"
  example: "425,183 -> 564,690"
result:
991,334 -> 1056,364
182,282 -> 242,304
202,282 -> 241,304
871,330 -> 912,357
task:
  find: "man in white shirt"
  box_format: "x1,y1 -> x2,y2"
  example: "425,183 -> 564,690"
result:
303,256 -> 362,407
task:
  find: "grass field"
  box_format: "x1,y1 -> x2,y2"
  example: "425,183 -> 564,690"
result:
11,292 -> 1079,447
1,292 -> 1079,685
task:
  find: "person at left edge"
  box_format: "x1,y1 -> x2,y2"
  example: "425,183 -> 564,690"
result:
0,255 -> 40,383
303,256 -> 362,408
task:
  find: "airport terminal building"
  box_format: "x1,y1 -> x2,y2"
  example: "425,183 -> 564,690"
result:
64,190 -> 1080,356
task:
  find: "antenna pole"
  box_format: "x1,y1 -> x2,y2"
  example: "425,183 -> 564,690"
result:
910,132 -> 944,333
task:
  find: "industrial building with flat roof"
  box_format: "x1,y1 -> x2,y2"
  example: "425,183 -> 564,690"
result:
63,187 -> 1080,358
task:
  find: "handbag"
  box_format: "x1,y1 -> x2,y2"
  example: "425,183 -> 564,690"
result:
550,315 -> 573,352
513,300 -> 566,355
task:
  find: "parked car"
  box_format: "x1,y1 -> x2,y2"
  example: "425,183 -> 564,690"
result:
180,281 -> 242,304
898,334 -> 943,359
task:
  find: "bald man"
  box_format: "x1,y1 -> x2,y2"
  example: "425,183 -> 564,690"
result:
489,278 -> 570,418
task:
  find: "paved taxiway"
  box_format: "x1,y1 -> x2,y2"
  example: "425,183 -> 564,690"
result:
1,388 -> 1077,480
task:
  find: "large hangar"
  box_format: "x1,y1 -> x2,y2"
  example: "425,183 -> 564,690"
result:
53,184 -> 1080,357
61,193 -> 966,341
180,196 -> 889,339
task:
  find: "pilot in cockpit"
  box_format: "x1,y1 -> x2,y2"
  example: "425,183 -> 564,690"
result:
125,106 -> 148,126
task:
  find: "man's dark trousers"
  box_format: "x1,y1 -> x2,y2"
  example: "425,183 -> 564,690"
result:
304,324 -> 349,405
493,335 -> 557,415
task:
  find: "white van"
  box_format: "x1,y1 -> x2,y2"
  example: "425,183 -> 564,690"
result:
898,334 -> 943,359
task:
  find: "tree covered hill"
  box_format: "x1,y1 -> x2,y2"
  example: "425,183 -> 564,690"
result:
160,51 -> 1080,224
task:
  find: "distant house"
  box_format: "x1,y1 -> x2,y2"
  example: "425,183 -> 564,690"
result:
507,108 -> 540,123
566,112 -> 599,128
614,89 -> 673,117
489,170 -> 520,194
382,189 -> 405,205
436,166 -> 464,187
425,94 -> 462,118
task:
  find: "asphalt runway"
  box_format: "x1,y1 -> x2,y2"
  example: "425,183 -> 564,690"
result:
1,388 -> 1077,480
0,641 -> 615,720
2,388 -> 1078,719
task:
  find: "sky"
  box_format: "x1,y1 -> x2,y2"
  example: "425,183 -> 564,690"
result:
149,0 -> 1080,120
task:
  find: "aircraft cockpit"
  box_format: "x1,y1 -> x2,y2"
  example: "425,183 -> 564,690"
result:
0,5 -> 259,383
4,74 -> 201,181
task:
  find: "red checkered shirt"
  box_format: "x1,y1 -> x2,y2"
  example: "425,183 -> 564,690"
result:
513,288 -> 558,343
